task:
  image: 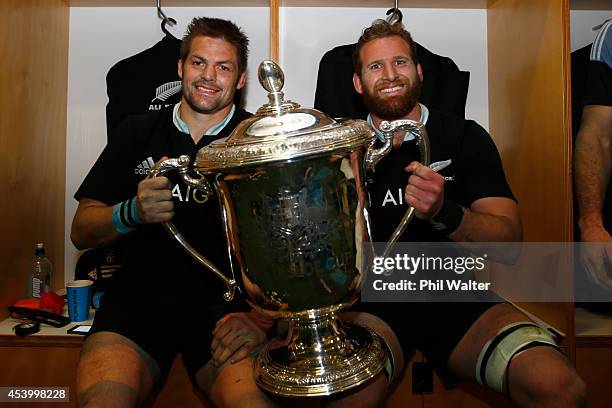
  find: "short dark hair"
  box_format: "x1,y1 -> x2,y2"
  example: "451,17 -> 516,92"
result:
180,17 -> 249,74
352,20 -> 419,76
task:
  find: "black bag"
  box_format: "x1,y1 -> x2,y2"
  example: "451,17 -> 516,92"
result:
74,246 -> 122,296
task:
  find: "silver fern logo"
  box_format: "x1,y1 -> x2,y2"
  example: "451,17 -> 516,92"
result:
152,81 -> 182,102
149,81 -> 182,110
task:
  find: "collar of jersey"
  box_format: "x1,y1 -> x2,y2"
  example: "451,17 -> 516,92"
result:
173,102 -> 236,136
368,103 -> 429,143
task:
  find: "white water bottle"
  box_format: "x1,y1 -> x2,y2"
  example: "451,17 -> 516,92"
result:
29,243 -> 52,299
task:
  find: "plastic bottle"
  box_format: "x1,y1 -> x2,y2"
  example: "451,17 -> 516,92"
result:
29,243 -> 52,299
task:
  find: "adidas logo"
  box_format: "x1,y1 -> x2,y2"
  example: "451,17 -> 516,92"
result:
135,157 -> 156,175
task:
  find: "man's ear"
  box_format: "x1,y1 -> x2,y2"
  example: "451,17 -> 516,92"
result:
353,73 -> 363,95
417,63 -> 423,82
178,59 -> 184,79
236,71 -> 247,90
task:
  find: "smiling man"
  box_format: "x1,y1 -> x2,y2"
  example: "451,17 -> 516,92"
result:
71,17 -> 274,407
177,34 -> 245,140
351,21 -> 586,407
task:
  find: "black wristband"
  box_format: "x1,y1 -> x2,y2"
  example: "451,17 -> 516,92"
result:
430,199 -> 465,235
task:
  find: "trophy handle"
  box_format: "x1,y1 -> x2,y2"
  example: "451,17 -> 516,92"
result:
365,120 -> 431,258
147,155 -> 238,301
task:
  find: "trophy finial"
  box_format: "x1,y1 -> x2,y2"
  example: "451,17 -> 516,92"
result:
256,60 -> 300,114
258,60 -> 285,93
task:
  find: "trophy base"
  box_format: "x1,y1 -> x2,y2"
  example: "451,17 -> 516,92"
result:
254,311 -> 387,397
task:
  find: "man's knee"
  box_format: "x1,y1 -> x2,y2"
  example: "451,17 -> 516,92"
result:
527,364 -> 586,408
530,363 -> 585,408
545,369 -> 587,408
341,311 -> 405,384
509,348 -> 586,408
77,332 -> 160,406
77,380 -> 139,407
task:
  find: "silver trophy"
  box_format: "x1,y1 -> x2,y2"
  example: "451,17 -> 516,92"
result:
149,61 -> 429,397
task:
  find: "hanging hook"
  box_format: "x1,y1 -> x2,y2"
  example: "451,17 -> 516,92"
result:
592,18 -> 611,31
156,0 -> 176,26
161,17 -> 177,37
156,0 -> 176,37
386,0 -> 403,25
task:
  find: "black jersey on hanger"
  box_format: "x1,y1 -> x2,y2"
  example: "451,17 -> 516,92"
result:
106,35 -> 184,140
106,34 -> 244,141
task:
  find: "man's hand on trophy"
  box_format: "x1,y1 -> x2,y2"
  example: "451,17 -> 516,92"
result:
404,161 -> 445,220
136,157 -> 175,223
211,312 -> 268,367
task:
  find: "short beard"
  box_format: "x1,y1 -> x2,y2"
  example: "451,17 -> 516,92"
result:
182,77 -> 237,115
184,91 -> 220,115
361,78 -> 421,121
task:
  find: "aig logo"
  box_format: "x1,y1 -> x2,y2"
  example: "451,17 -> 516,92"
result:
381,188 -> 405,207
171,184 -> 209,204
380,175 -> 455,207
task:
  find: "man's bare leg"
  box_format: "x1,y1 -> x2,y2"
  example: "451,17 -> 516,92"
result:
447,303 -> 586,408
76,331 -> 161,407
196,356 -> 277,408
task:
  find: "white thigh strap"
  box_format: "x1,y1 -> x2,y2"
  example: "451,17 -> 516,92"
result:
475,322 -> 558,393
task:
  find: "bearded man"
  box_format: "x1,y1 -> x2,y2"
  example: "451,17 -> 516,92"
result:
350,20 -> 586,407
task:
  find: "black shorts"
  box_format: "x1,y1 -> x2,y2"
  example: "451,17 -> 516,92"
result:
88,290 -> 250,378
352,298 -> 504,369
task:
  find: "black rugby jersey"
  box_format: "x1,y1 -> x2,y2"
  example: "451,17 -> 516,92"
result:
75,107 -> 251,304
366,109 -> 515,243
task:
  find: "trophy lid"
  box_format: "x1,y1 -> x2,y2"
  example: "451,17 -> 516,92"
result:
195,60 -> 374,172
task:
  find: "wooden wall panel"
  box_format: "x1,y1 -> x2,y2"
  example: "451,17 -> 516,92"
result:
486,0 -> 573,335
70,0 -> 269,5
576,347 -> 612,408
0,347 -> 79,407
487,0 -> 572,242
0,0 -> 68,318
0,346 -> 209,407
571,0 -> 612,10
270,0 -> 279,62
68,0 -> 487,7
